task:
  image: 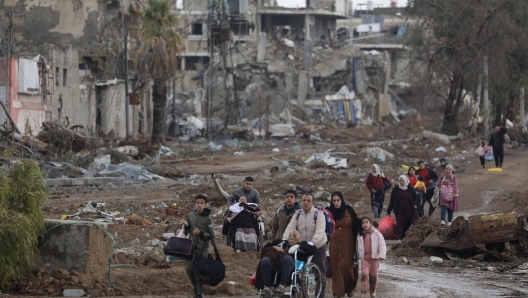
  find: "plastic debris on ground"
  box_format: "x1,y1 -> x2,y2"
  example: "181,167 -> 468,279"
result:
115,145 -> 139,157
208,141 -> 222,151
435,146 -> 447,153
61,201 -> 124,223
88,155 -> 111,173
430,256 -> 443,263
305,149 -> 333,164
323,157 -> 348,169
360,147 -> 395,161
156,145 -> 173,156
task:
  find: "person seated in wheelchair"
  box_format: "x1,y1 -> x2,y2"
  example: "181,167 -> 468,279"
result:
225,196 -> 264,223
254,230 -> 317,297
223,196 -> 265,252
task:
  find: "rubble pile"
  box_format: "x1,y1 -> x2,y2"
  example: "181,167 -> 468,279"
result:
391,216 -> 440,258
12,268 -> 121,297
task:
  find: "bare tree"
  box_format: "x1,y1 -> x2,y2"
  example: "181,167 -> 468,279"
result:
407,0 -> 528,133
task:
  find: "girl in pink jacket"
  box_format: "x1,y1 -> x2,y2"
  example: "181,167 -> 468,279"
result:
357,217 -> 386,298
475,141 -> 488,168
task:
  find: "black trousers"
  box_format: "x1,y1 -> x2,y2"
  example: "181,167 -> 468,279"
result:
261,255 -> 294,287
479,156 -> 485,166
423,187 -> 436,217
492,146 -> 504,167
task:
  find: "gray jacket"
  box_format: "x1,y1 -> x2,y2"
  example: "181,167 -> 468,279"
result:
227,187 -> 260,206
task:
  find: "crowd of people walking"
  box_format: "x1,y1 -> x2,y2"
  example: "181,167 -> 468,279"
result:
178,127 -> 507,298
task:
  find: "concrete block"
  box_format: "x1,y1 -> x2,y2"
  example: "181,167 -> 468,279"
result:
257,32 -> 267,62
303,39 -> 313,70
46,178 -> 84,186
297,71 -> 309,106
82,177 -> 125,186
45,177 -> 125,187
36,219 -> 115,285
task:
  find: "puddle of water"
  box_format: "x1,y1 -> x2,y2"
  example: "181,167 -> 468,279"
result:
376,263 -> 524,298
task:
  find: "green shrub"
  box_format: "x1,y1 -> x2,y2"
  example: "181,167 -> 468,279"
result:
0,160 -> 49,290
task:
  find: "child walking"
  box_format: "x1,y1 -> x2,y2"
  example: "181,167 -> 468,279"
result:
180,195 -> 215,298
357,217 -> 386,298
475,141 -> 487,168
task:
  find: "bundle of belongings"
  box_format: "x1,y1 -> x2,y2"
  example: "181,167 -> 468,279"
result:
223,200 -> 265,252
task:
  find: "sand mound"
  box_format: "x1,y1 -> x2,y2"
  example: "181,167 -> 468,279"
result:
391,215 -> 440,257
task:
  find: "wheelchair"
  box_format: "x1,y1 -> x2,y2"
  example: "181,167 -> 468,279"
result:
265,249 -> 324,298
223,209 -> 264,252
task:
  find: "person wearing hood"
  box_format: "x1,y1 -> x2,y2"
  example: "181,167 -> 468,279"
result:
180,195 -> 215,298
272,190 -> 302,240
365,164 -> 392,218
328,192 -> 361,298
488,126 -> 507,168
434,158 -> 448,176
386,175 -> 419,239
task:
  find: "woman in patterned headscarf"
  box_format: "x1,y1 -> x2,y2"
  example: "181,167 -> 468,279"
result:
386,175 -> 419,239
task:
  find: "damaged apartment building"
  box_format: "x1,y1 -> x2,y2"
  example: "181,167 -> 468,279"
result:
0,0 -> 143,137
173,0 -> 408,135
0,0 -> 409,139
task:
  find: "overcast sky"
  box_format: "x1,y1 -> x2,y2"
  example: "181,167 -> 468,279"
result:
276,0 -> 409,8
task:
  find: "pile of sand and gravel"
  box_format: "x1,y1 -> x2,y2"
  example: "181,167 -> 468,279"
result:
391,215 -> 441,257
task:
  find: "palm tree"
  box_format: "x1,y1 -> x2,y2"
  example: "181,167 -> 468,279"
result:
132,0 -> 183,144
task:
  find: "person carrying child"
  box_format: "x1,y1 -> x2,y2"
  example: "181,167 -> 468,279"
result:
357,217 -> 386,298
414,176 -> 427,217
475,141 -> 489,168
180,195 -> 215,298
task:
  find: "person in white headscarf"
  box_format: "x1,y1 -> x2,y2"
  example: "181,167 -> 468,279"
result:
365,164 -> 392,218
386,175 -> 419,239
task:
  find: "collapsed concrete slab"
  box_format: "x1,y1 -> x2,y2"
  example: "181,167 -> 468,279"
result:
36,219 -> 115,285
45,177 -> 125,186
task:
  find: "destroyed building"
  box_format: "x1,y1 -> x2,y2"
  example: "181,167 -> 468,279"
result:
0,0 -> 144,137
0,0 -> 412,140
170,0 -> 411,138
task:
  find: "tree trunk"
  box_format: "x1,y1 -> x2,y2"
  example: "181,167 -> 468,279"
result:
441,70 -> 463,134
151,79 -> 167,144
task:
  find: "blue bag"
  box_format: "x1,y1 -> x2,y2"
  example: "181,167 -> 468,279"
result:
485,150 -> 494,161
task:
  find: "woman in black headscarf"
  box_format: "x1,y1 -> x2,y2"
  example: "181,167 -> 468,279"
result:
328,191 -> 361,298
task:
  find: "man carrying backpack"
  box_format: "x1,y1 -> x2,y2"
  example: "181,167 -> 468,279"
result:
282,192 -> 327,297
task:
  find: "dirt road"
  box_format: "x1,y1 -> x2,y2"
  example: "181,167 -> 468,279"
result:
7,140 -> 528,298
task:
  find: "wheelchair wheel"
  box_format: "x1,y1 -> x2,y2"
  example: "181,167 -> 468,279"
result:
299,263 -> 323,298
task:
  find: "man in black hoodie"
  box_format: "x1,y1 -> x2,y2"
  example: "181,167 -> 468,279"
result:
181,195 -> 214,298
488,126 -> 507,168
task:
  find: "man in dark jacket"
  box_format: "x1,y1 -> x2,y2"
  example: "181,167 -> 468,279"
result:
488,126 -> 507,168
227,176 -> 260,206
272,190 -> 301,240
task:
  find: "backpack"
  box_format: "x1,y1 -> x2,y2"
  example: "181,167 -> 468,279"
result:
295,208 -> 335,237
